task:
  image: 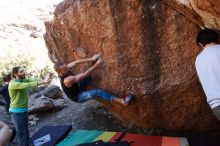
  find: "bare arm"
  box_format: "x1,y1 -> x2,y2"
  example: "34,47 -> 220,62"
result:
37,74 -> 52,86
0,121 -> 12,146
64,59 -> 103,87
0,121 -> 5,129
67,54 -> 101,69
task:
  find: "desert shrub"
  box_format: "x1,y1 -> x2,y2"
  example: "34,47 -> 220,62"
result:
0,52 -> 54,84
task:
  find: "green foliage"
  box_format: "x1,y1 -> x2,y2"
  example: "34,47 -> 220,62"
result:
28,65 -> 54,79
0,52 -> 53,84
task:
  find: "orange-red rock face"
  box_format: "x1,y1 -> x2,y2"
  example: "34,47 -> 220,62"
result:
44,0 -> 220,134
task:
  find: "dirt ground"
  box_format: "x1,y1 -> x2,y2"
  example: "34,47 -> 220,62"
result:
0,96 -> 155,146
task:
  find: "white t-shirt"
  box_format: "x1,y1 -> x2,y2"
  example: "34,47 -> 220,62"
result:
195,44 -> 220,109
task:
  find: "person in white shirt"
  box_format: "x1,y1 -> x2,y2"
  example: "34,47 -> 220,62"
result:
195,29 -> 220,120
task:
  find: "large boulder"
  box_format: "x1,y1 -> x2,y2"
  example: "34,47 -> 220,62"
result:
164,0 -> 220,29
44,0 -> 220,134
28,85 -> 66,113
32,85 -> 64,99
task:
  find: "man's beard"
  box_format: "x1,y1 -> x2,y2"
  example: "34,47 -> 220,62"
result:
18,75 -> 26,79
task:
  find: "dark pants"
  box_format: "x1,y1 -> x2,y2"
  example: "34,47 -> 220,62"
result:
213,105 -> 220,121
0,100 -> 9,113
11,112 -> 29,146
0,101 -> 5,106
3,96 -> 10,113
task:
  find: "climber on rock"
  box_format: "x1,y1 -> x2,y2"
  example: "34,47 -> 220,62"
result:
195,29 -> 220,121
54,54 -> 133,106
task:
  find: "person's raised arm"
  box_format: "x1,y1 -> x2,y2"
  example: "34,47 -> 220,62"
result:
37,74 -> 52,86
67,54 -> 101,69
9,81 -> 38,90
9,75 -> 51,90
64,58 -> 103,87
